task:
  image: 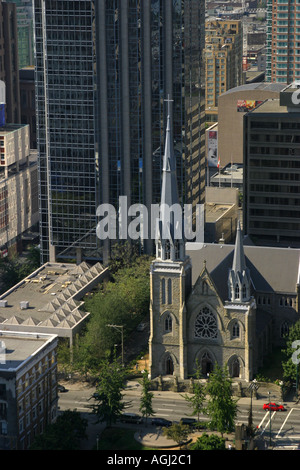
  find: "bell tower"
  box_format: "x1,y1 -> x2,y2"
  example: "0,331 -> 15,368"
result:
226,221 -> 256,381
149,99 -> 192,380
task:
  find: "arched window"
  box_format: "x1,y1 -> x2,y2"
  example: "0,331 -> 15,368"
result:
167,278 -> 172,304
231,358 -> 240,378
195,307 -> 218,339
235,284 -> 240,298
232,321 -> 240,338
161,278 -> 166,304
201,352 -> 214,376
165,314 -> 172,332
280,321 -> 289,338
242,284 -> 247,299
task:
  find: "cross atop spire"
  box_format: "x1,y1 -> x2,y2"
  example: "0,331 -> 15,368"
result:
164,94 -> 174,116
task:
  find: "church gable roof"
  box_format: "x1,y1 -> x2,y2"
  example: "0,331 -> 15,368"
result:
187,243 -> 300,300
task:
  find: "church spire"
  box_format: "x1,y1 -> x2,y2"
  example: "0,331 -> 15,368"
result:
156,97 -> 185,262
228,220 -> 251,302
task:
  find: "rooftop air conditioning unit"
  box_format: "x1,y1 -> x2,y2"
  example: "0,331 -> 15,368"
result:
0,300 -> 7,307
20,301 -> 29,310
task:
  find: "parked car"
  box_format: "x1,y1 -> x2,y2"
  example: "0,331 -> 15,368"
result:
263,402 -> 285,412
58,384 -> 67,393
180,418 -> 197,430
151,417 -> 172,427
120,413 -> 143,424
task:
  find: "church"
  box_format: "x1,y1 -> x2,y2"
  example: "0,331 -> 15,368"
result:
149,113 -> 300,382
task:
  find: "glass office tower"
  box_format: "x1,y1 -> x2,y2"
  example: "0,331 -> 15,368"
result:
33,0 -> 205,263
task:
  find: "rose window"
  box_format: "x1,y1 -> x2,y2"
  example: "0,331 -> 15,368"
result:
195,307 -> 217,339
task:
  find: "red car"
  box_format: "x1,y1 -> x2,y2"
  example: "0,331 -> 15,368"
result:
263,402 -> 285,412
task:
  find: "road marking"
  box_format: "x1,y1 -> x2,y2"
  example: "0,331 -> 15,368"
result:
276,408 -> 294,438
258,411 -> 277,435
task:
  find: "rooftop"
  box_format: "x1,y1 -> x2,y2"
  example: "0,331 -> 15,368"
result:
0,330 -> 57,372
186,242 -> 300,300
0,261 -> 108,339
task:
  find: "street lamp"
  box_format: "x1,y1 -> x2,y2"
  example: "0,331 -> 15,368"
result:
107,324 -> 124,366
248,379 -> 258,432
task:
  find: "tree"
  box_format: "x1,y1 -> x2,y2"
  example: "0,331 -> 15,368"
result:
139,370 -> 154,425
182,361 -> 206,422
91,357 -> 128,426
162,423 -> 190,449
190,433 -> 226,450
206,364 -> 237,436
30,410 -> 87,450
282,320 -> 300,387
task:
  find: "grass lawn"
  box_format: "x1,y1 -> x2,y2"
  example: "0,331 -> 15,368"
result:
97,427 -> 154,451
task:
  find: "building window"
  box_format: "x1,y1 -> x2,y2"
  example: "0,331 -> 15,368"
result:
235,284 -> 240,298
167,278 -> 172,304
232,321 -> 240,338
242,284 -> 247,299
165,314 -> 172,333
161,279 -> 166,304
280,321 -> 289,338
195,307 -> 218,339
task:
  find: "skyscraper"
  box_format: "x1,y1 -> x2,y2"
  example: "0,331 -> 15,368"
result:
266,0 -> 300,84
33,0 -> 205,264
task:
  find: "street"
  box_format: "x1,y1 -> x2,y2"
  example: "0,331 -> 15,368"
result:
57,380 -> 300,449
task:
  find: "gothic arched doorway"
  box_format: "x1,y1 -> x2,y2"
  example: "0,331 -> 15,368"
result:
201,352 -> 213,377
165,355 -> 174,375
230,357 -> 240,378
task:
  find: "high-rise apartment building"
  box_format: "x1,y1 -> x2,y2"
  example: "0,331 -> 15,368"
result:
33,0 -> 205,264
205,19 -> 243,122
266,0 -> 300,83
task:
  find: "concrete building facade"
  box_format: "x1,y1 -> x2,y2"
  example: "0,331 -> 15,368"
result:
0,331 -> 58,450
217,82 -> 285,167
0,123 -> 39,257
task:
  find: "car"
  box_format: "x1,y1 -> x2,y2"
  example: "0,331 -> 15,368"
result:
151,417 -> 172,427
263,402 -> 285,412
120,413 -> 143,424
180,418 -> 197,430
58,384 -> 67,393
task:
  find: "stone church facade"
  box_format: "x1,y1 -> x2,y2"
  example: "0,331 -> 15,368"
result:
149,114 -> 300,382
